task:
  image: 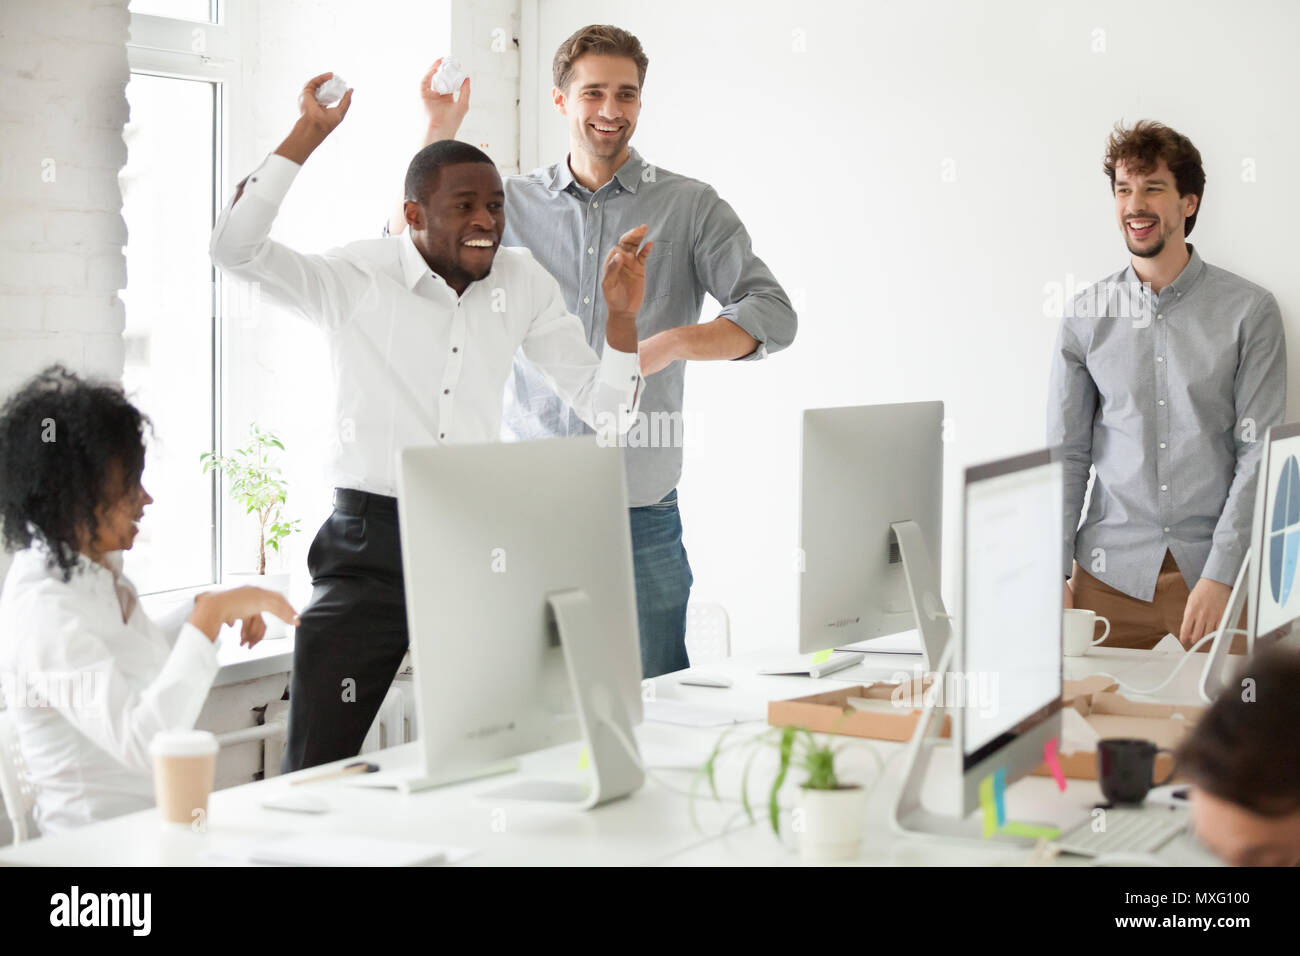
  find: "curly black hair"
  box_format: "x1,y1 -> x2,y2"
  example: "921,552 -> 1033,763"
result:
0,365 -> 150,582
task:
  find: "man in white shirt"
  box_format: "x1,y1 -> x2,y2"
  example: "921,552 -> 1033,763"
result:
210,74 -> 652,771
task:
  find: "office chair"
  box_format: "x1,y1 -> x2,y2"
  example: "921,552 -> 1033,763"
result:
685,602 -> 731,665
0,709 -> 36,843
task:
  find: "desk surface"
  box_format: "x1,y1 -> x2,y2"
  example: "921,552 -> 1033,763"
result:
0,642 -> 1224,866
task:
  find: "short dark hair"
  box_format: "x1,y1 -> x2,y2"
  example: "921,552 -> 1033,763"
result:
1103,120 -> 1206,236
0,365 -> 150,582
552,24 -> 648,92
1177,650 -> 1300,816
403,140 -> 496,204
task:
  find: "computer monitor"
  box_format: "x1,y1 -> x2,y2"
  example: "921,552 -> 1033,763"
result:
382,436 -> 644,808
1201,421 -> 1300,700
956,450 -> 1063,816
893,449 -> 1064,842
798,402 -> 948,666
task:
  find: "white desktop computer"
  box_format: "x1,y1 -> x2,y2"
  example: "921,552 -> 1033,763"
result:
793,401 -> 949,669
365,436 -> 645,808
1200,420 -> 1300,700
892,449 -> 1065,843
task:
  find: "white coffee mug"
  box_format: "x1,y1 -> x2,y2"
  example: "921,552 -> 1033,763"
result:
1063,608 -> 1110,656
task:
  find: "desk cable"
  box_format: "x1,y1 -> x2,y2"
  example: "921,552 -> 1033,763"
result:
1087,629 -> 1241,696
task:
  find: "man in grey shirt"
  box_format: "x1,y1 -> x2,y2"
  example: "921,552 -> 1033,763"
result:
1049,120 -> 1286,650
391,26 -> 796,676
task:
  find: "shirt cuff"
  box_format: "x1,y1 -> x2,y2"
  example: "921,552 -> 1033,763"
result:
1201,547 -> 1242,587
597,342 -> 642,393
174,622 -> 220,674
241,152 -> 302,204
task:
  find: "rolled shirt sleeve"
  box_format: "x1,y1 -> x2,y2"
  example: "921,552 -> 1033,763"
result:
691,186 -> 797,361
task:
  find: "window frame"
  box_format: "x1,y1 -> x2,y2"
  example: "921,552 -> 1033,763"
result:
125,2 -> 242,601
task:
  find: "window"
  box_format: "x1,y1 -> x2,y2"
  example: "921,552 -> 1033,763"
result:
122,4 -> 238,595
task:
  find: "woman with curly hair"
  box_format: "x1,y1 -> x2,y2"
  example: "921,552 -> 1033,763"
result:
0,365 -> 298,835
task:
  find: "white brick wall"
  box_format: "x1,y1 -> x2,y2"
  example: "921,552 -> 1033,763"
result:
451,0 -> 521,173
0,0 -> 130,393
0,0 -> 130,587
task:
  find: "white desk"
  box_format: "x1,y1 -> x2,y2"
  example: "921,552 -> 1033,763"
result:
0,644 -> 1224,866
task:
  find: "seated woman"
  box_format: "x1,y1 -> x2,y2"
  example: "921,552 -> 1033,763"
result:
0,366 -> 297,835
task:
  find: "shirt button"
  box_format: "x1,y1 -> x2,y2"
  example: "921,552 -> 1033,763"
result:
1160,442 -> 1167,449
588,247 -> 594,255
1160,484 -> 1168,492
593,201 -> 599,208
1156,356 -> 1164,362
1158,400 -> 1166,406
452,347 -> 459,353
1164,527 -> 1171,533
443,388 -> 450,395
1157,313 -> 1164,320
439,432 -> 446,439
583,296 -> 590,304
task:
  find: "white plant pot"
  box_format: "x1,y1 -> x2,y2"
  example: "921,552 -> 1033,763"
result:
222,571 -> 292,640
796,786 -> 867,862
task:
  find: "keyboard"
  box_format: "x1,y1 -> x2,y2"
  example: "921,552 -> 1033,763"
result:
1054,806 -> 1188,857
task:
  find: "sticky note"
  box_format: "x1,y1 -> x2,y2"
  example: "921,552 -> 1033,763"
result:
1043,736 -> 1067,791
999,821 -> 1060,840
978,775 -> 997,838
812,648 -> 832,664
993,767 -> 1007,827
578,746 -> 589,770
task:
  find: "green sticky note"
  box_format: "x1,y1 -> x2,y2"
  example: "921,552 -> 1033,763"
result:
578,746 -> 589,770
978,775 -> 997,838
999,821 -> 1060,840
812,648 -> 833,664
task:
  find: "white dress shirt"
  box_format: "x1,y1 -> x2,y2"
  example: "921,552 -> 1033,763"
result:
0,547 -> 217,836
210,153 -> 642,497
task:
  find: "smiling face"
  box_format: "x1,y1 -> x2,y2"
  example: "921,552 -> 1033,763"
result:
1191,787 -> 1300,867
554,53 -> 642,169
88,460 -> 152,558
406,162 -> 505,295
1113,158 -> 1198,259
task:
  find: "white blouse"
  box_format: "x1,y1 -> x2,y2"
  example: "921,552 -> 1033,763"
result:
0,546 -> 217,835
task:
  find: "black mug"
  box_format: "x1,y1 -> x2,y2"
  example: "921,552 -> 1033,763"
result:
1097,738 -> 1175,805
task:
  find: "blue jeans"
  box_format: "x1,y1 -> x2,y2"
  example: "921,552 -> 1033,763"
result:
629,489 -> 693,678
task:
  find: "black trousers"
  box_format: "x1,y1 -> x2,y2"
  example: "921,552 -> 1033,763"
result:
281,489 -> 410,773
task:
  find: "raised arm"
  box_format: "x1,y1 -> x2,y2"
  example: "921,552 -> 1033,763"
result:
387,59 -> 470,236
210,73 -> 361,329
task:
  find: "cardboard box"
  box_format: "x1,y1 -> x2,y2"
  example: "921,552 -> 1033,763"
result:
767,676 -> 1201,781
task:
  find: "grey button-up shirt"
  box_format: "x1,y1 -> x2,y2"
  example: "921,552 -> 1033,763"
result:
499,147 -> 797,507
1048,246 -> 1286,601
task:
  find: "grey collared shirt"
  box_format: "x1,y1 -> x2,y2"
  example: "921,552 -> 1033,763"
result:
1048,246 -> 1286,600
499,146 -> 797,507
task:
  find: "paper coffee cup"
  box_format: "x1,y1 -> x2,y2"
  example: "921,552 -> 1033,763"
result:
150,730 -> 218,827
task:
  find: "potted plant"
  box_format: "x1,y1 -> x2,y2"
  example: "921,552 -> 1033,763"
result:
199,423 -> 301,638
695,724 -> 868,862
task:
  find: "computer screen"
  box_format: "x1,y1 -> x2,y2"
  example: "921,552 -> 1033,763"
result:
1252,424 -> 1300,636
960,451 -> 1063,766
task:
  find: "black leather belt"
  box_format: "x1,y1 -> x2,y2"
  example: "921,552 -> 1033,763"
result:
333,487 -> 398,516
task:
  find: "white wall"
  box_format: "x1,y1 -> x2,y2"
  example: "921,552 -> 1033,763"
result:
527,0 -> 1300,654
0,0 -> 131,589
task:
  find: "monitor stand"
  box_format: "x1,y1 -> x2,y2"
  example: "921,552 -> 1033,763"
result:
889,642 -> 1050,846
1199,551 -> 1252,702
890,520 -> 951,670
478,589 -> 645,810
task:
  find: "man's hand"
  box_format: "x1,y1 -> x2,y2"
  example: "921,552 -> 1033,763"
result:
273,72 -> 353,165
418,58 -> 470,136
1178,577 -> 1232,649
601,225 -> 653,353
190,587 -> 300,645
1064,579 -> 1075,609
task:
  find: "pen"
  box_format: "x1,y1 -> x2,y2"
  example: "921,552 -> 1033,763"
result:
290,760 -> 379,786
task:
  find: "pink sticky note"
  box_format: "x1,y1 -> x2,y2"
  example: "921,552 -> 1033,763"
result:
1044,736 -> 1067,792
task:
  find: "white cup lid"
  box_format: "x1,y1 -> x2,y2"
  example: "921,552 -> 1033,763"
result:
149,730 -> 218,757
